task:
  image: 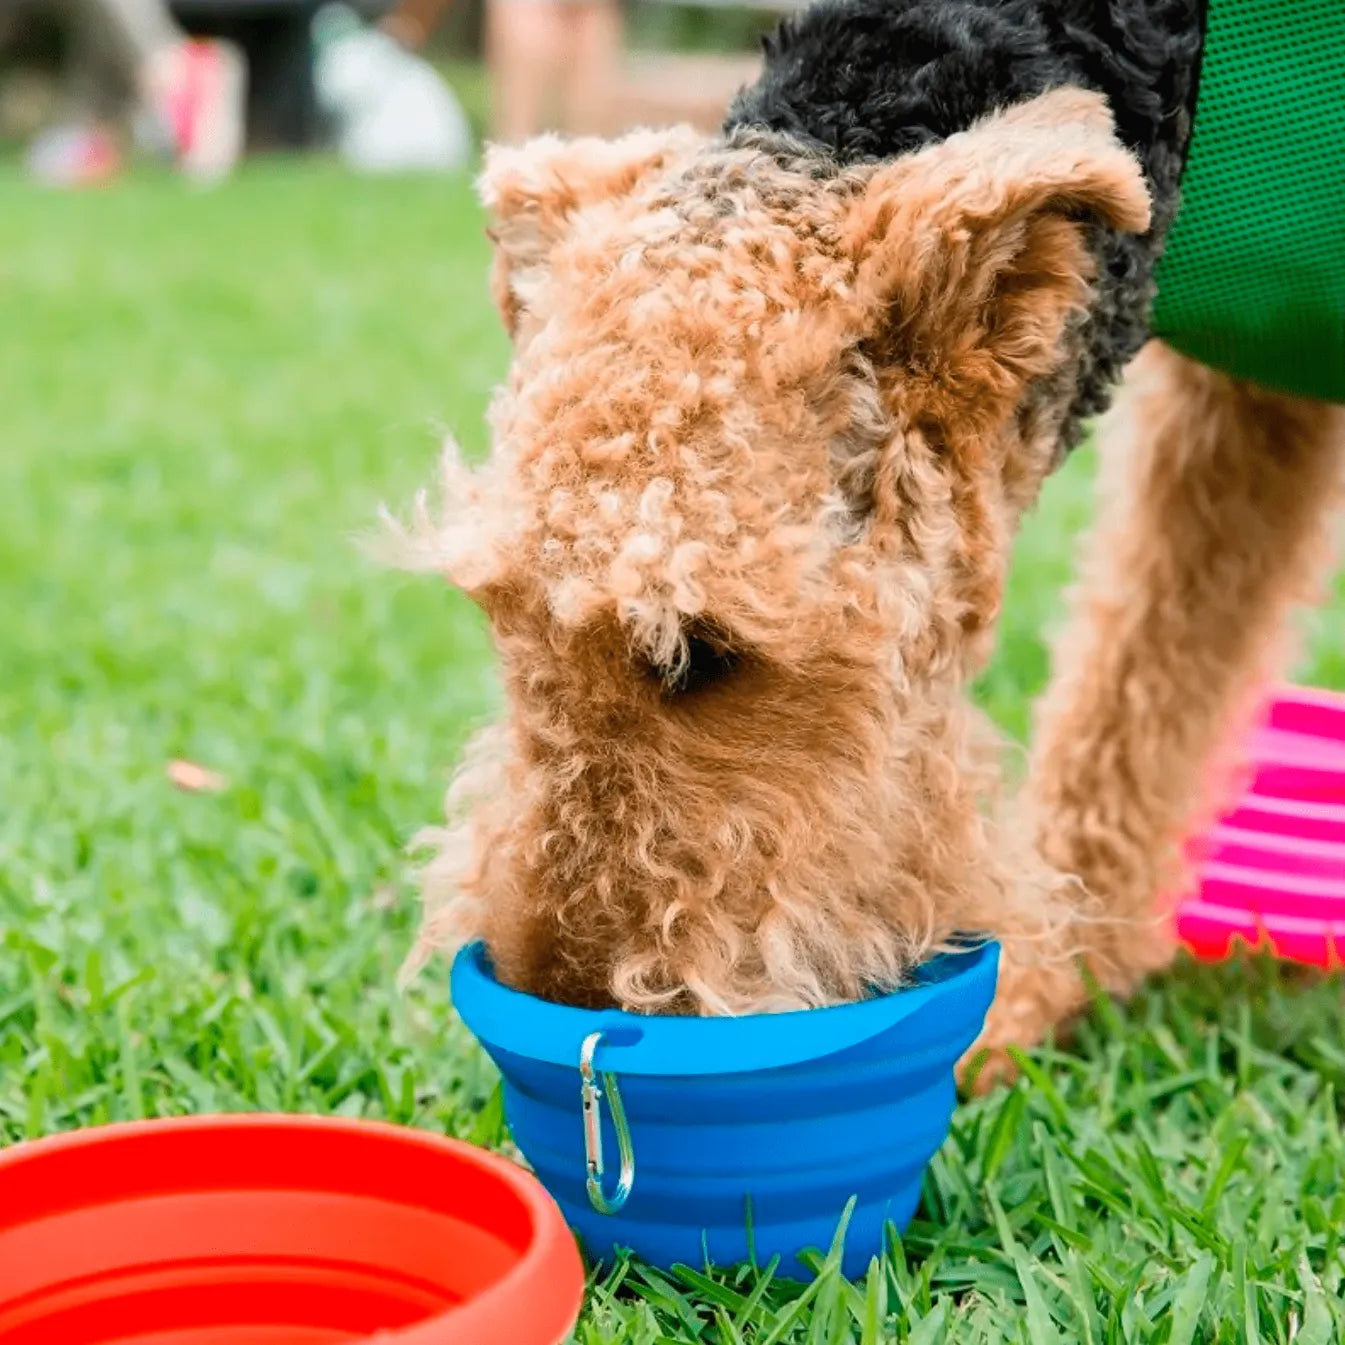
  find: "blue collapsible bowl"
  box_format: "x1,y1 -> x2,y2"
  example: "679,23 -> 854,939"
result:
451,940 -> 999,1278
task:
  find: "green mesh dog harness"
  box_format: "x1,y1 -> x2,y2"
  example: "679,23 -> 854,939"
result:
1151,0 -> 1345,403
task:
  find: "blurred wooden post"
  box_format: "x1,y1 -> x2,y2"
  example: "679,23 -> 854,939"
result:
599,0 -> 805,135
601,49 -> 762,133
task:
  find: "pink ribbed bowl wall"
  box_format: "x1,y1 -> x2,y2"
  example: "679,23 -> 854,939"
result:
1178,685 -> 1345,966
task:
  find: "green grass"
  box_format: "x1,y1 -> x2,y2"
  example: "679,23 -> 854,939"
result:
2,160 -> 1344,1344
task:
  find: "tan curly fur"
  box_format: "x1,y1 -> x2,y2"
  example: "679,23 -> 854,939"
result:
391,88 -> 1344,1067
975,343 -> 1345,1072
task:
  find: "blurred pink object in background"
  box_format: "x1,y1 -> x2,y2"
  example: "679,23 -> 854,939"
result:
25,122 -> 123,186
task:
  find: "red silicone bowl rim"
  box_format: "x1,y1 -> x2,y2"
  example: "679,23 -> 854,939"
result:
0,1114 -> 585,1345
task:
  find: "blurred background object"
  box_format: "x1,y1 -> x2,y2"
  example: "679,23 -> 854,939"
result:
4,0 -> 245,183
368,0 -> 780,138
485,0 -> 621,141
1,0 -> 800,174
314,2 -> 471,172
600,0 -> 785,136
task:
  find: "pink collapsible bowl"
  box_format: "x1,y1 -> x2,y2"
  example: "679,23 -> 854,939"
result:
1178,684 -> 1345,966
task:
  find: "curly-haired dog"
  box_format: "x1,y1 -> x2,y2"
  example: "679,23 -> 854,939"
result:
397,0 -> 1345,1070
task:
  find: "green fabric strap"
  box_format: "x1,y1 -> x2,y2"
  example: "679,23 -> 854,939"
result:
1151,0 -> 1345,403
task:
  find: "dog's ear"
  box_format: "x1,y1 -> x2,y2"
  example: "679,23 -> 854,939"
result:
479,126 -> 704,338
843,87 -> 1150,418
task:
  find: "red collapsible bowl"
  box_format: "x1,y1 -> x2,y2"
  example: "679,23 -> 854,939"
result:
0,1114 -> 585,1345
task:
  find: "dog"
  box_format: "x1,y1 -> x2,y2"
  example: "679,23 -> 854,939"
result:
395,0 -> 1345,1074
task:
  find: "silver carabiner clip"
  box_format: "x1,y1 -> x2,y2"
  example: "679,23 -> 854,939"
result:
579,1030 -> 634,1216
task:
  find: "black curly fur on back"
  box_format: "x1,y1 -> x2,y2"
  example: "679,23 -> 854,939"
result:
726,0 -> 1207,452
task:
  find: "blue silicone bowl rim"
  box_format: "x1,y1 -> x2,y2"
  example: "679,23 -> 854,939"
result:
451,939 -> 1000,1076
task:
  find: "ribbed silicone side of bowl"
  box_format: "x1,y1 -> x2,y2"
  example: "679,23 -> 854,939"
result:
1219,793 -> 1345,844
1179,685 -> 1345,966
454,944 -> 999,1278
1260,685 -> 1345,749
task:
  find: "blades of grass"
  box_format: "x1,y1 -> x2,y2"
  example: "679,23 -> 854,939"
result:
906,1302 -> 948,1345
1165,1198 -> 1233,1260
1130,1070 -> 1214,1113
83,949 -> 105,1012
982,1085 -> 1028,1182
1294,1257 -> 1332,1345
97,967 -> 156,1011
1007,1048 -> 1072,1130
1130,1133 -> 1168,1203
1232,1242 -> 1261,1345
1035,1215 -> 1090,1254
924,1140 -> 981,1227
294,772 -> 362,883
294,1026 -> 343,1088
837,1265 -> 871,1335
630,1266 -> 712,1338
727,1257 -> 781,1333
465,1080 -> 506,1148
398,1059 -> 416,1118
1201,1133 -> 1251,1217
715,1305 -> 746,1345
1120,1280 -> 1156,1343
958,1047 -> 992,1098
1062,1148 -> 1171,1255
1039,1131 -> 1078,1231
807,1262 -> 845,1345
1233,1002 -> 1254,1092
250,1003 -> 292,1075
116,994 -> 144,1120
591,1253 -> 632,1306
756,1276 -> 828,1345
1011,1246 -> 1064,1345
1104,1258 -> 1148,1343
46,1083 -> 116,1128
929,1261 -> 1021,1299
1063,1251 -> 1100,1345
987,1188 -> 1063,1345
1081,961 -> 1127,1038
741,1241 -> 845,1345
985,1187 -> 1017,1256
1167,1252 -> 1215,1345
885,1223 -> 917,1310
859,1259 -> 886,1345
0,990 -> 36,1030
23,1069 -> 47,1139
160,1055 -> 224,1112
674,1266 -> 753,1315
1149,1024 -> 1194,1075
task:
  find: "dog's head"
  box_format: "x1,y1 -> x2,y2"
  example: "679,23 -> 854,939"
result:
401,89 -> 1149,1012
